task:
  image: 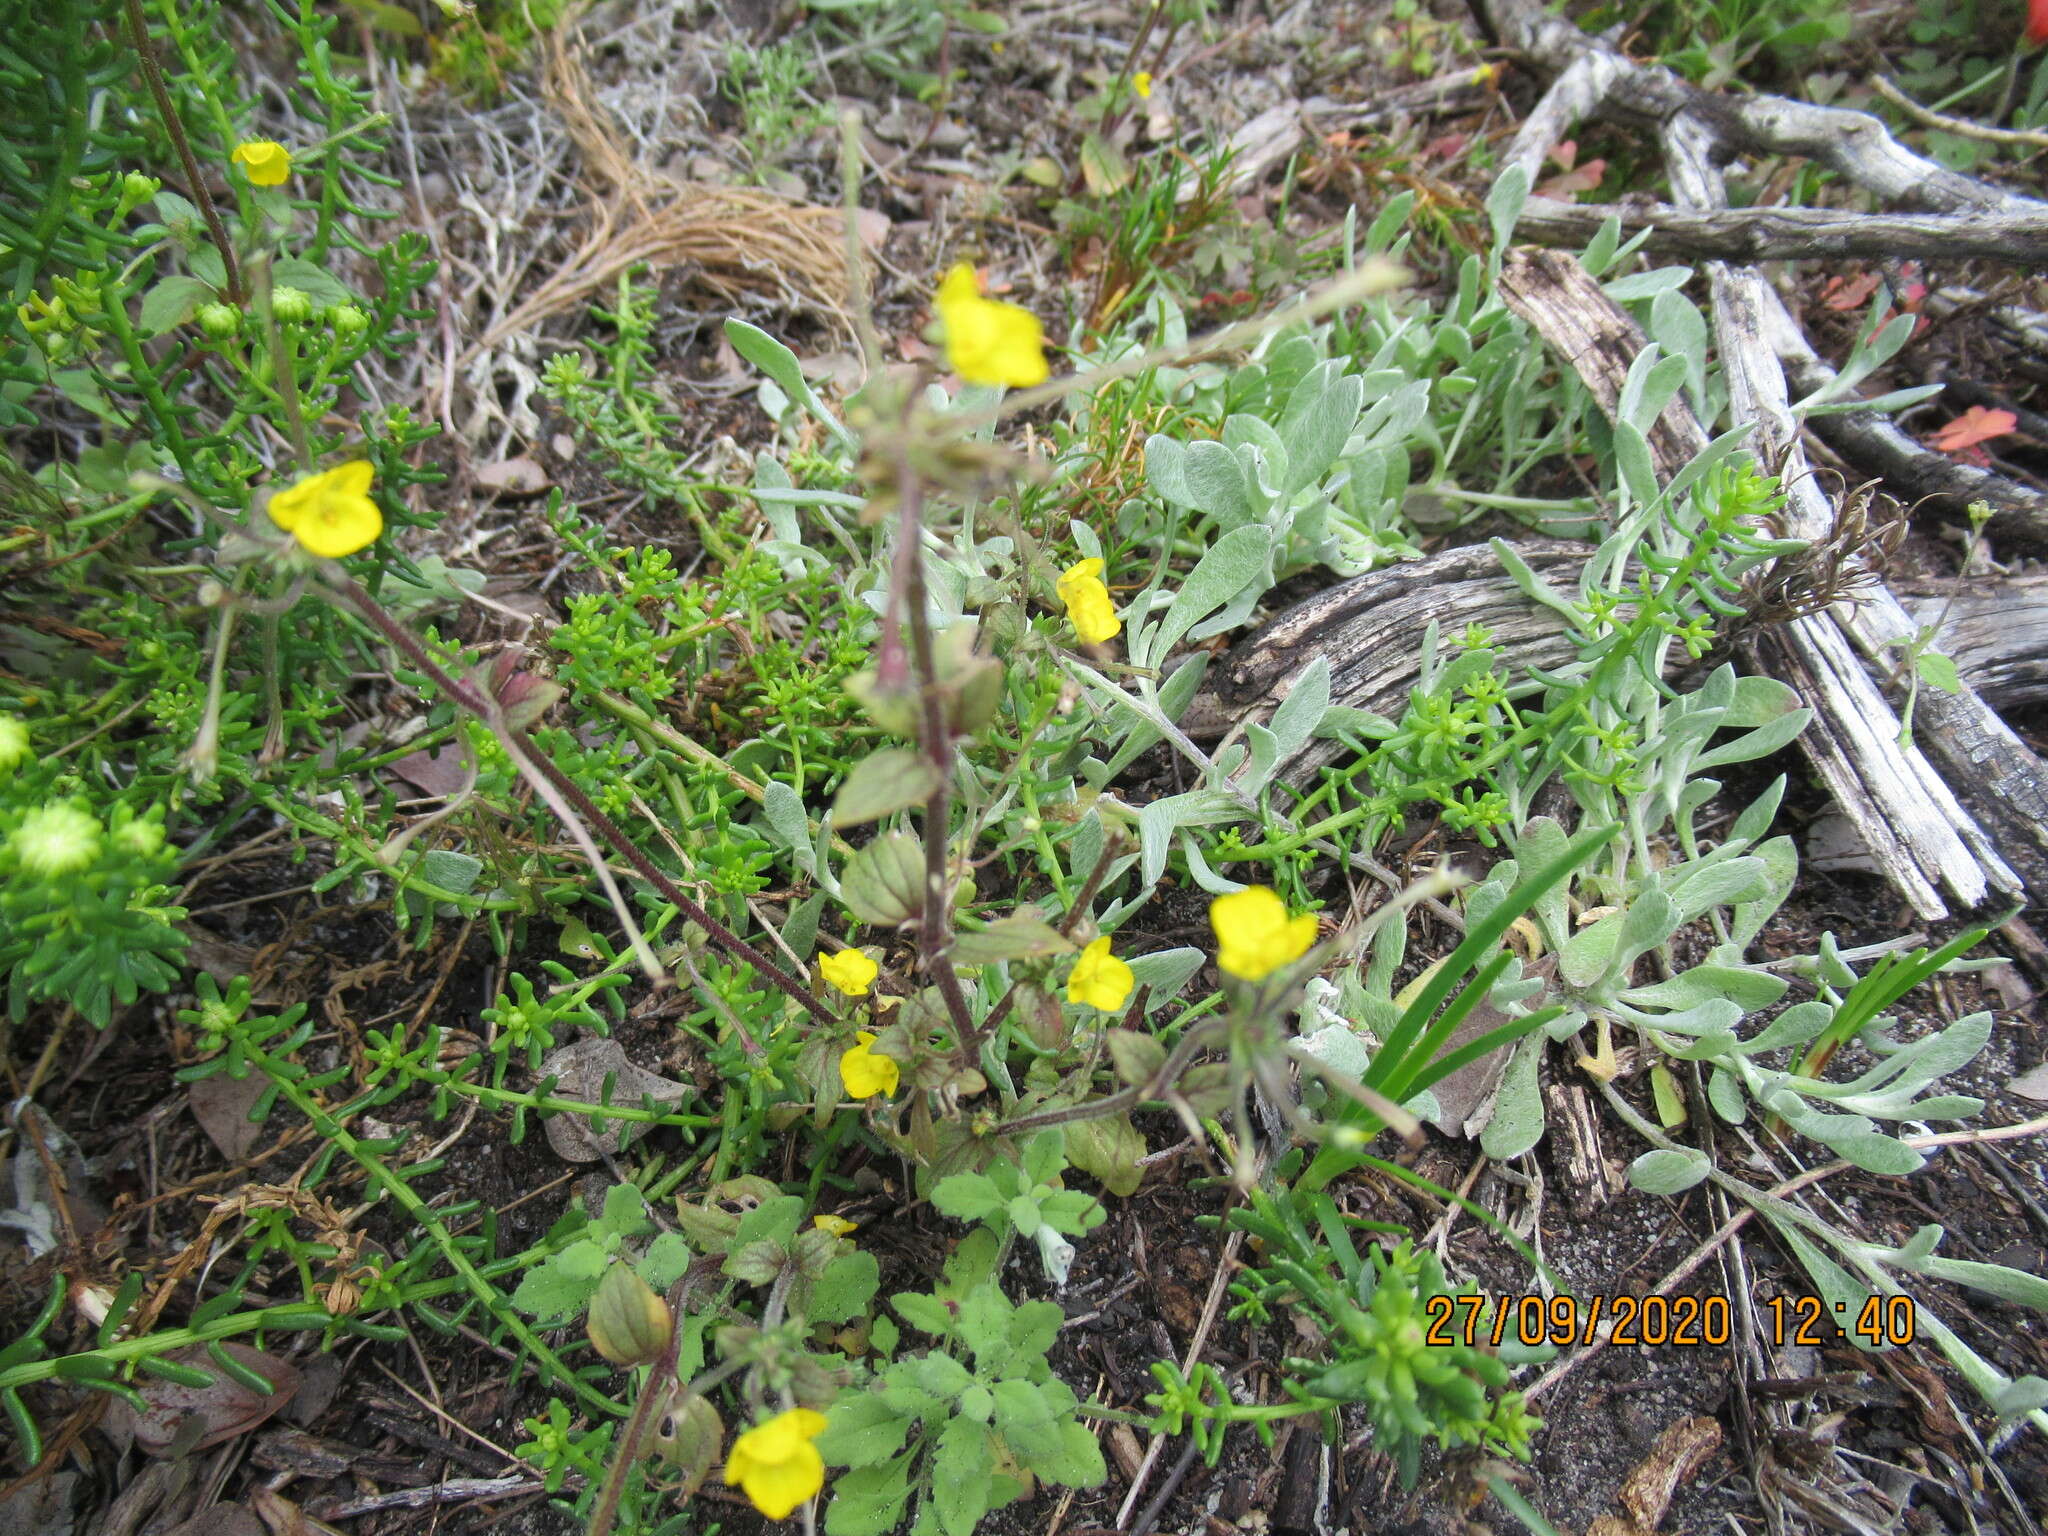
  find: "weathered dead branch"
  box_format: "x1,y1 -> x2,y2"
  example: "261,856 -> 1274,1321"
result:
1476,0 -> 2048,914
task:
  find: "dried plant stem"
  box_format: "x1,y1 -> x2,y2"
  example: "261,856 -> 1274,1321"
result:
326,573 -> 837,1029
891,439 -> 979,1047
124,0 -> 242,304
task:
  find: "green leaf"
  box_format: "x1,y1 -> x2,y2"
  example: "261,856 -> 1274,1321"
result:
950,916 -> 1075,966
1062,1111 -> 1145,1197
1148,525 -> 1271,662
637,1231 -> 691,1291
913,1351 -> 973,1398
824,1456 -> 914,1536
809,1250 -> 880,1325
1915,649 -> 1962,694
891,1291 -> 956,1338
1485,163 -> 1530,252
1078,131 -> 1129,195
1627,1148 -> 1710,1194
834,748 -> 942,826
842,831 -> 927,926
1040,1419 -> 1110,1487
930,1172 -> 1004,1223
725,319 -> 855,450
415,848 -> 483,896
271,257 -> 354,311
815,1392 -> 921,1474
509,1240 -> 607,1321
139,274 -> 215,335
1123,948 -> 1206,1008
933,1417 -> 995,1536
1179,440 -> 1259,527
1478,1034 -> 1546,1159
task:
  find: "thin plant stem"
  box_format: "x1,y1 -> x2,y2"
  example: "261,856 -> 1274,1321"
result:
124,0 -> 242,304
891,434 -> 979,1046
323,572 -> 839,1029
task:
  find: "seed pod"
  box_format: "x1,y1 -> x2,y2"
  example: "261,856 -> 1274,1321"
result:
585,1264 -> 672,1367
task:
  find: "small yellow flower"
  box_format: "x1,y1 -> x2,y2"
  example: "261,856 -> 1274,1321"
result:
819,947 -> 879,997
813,1214 -> 859,1236
724,1407 -> 828,1520
839,1031 -> 900,1099
1210,886 -> 1319,982
1471,61 -> 1501,88
231,139 -> 292,187
266,461 -> 383,559
1133,70 -> 1154,98
1066,935 -> 1135,1011
1056,558 -> 1121,645
935,264 -> 1049,388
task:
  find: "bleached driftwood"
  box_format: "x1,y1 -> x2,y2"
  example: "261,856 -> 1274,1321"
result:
1478,0 -> 2042,915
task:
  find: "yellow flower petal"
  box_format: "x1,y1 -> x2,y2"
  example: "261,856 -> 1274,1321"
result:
1056,558 -> 1121,645
266,461 -> 382,559
1210,886 -> 1319,981
1066,935 -> 1135,1011
935,263 -> 1049,388
819,947 -> 879,997
1133,70 -> 1153,99
231,139 -> 292,187
839,1031 -> 901,1099
724,1408 -> 828,1519
813,1214 -> 859,1236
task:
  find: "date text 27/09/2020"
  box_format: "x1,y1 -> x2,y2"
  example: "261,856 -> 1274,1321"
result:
1422,1292 -> 1918,1350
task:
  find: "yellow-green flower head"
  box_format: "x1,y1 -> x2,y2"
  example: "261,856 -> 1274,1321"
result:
9,803 -> 102,877
935,263 -> 1049,388
1066,935 -> 1134,1011
1133,70 -> 1154,98
231,139 -> 292,187
266,461 -> 383,559
1056,557 -> 1121,645
0,715 -> 27,775
819,947 -> 879,997
724,1407 -> 828,1519
838,1031 -> 900,1099
1210,886 -> 1318,981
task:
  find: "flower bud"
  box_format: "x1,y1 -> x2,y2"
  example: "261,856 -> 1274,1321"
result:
118,172 -> 162,215
586,1263 -> 672,1366
329,303 -> 368,339
270,286 -> 314,324
196,303 -> 241,339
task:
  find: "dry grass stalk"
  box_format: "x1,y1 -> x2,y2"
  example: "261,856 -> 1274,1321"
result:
463,20 -> 858,364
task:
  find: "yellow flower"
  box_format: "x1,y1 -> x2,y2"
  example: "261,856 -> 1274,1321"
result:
1210,886 -> 1319,981
819,947 -> 879,997
813,1214 -> 859,1236
1471,61 -> 1501,88
1133,70 -> 1154,98
1056,558 -> 1121,645
724,1407 -> 828,1520
839,1031 -> 900,1099
935,263 -> 1049,388
1066,935 -> 1134,1011
266,461 -> 383,558
231,139 -> 292,187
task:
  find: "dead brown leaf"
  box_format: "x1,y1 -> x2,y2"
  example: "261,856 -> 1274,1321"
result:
537,1039 -> 689,1161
